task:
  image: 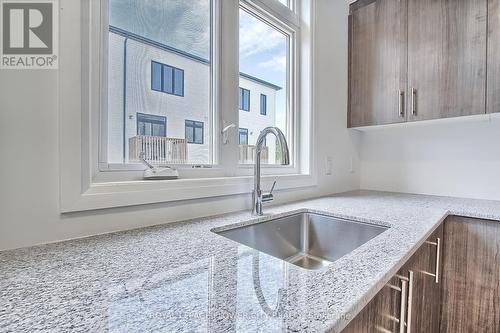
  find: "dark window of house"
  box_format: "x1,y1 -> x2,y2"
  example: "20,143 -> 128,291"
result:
151,61 -> 184,97
137,113 -> 167,137
173,68 -> 184,96
260,94 -> 267,115
185,120 -> 204,144
239,87 -> 250,111
151,62 -> 163,92
239,128 -> 249,145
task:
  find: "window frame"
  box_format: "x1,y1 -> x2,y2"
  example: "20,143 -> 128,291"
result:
151,61 -> 163,92
137,113 -> 167,137
236,0 -> 299,173
260,93 -> 267,115
185,120 -> 204,145
151,60 -> 185,97
59,0 -> 315,212
239,128 -> 249,145
239,87 -> 250,111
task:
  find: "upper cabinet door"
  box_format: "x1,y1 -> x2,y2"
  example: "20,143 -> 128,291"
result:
407,0 -> 487,121
348,0 -> 407,128
488,0 -> 500,113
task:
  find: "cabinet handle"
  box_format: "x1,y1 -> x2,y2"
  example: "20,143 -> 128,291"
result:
411,88 -> 417,116
399,279 -> 408,333
399,90 -> 405,118
424,237 -> 441,283
406,271 -> 414,333
384,274 -> 411,333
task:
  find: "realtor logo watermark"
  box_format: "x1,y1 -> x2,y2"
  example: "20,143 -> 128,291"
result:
0,0 -> 58,69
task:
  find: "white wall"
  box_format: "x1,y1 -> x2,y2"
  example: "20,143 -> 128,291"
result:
0,0 -> 359,251
359,116 -> 500,200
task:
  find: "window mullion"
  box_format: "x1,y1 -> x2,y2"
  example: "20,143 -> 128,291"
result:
218,0 -> 240,176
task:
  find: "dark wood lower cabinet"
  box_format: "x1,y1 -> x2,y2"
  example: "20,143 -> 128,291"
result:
440,216 -> 500,333
342,216 -> 499,333
343,224 -> 443,333
407,225 -> 443,333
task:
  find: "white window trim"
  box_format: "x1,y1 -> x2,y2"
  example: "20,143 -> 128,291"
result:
59,0 -> 316,213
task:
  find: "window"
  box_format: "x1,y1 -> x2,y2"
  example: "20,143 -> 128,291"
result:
102,0 -> 300,169
239,87 -> 250,111
185,120 -> 204,144
239,128 -> 249,145
62,0 -> 312,211
137,113 -> 167,137
151,61 -> 184,97
239,5 -> 292,165
105,0 -> 212,165
260,94 -> 267,115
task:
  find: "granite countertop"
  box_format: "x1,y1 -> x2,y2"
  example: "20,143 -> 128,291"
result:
2,190 -> 500,333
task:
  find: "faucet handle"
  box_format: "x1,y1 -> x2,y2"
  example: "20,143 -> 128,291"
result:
269,180 -> 277,195
262,180 -> 277,203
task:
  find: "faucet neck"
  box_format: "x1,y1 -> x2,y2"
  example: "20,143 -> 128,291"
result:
252,127 -> 290,216
253,149 -> 262,215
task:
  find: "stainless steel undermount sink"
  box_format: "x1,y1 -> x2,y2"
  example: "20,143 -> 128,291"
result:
214,212 -> 389,270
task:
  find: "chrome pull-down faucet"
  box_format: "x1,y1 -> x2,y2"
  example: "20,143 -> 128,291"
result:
252,127 -> 290,216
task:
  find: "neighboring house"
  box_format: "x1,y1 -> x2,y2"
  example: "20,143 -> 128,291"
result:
107,27 -> 281,165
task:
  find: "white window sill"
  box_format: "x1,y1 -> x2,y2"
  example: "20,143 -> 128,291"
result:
61,173 -> 317,213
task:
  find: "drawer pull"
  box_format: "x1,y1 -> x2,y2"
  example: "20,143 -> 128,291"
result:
424,237 -> 441,283
399,279 -> 408,333
406,271 -> 414,333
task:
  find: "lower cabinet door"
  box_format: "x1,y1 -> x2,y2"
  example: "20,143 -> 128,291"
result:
342,268 -> 409,333
406,224 -> 443,333
440,216 -> 500,333
342,224 -> 443,333
375,272 -> 409,333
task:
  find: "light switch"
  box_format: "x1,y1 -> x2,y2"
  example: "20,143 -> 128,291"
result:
325,156 -> 333,175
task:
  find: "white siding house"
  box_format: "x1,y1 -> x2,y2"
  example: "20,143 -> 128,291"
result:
107,27 -> 281,165
238,75 -> 279,163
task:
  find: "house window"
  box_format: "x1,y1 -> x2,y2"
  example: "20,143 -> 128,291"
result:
260,94 -> 267,115
185,120 -> 204,144
239,5 -> 292,165
239,128 -> 249,145
58,0 -> 316,213
104,0 -> 213,166
98,0 -> 304,174
239,87 -> 250,111
151,61 -> 184,97
137,113 -> 167,137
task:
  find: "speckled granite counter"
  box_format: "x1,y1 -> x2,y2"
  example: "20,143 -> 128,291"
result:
2,190 -> 500,333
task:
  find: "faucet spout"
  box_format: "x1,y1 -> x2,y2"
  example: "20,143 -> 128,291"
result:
252,127 -> 290,216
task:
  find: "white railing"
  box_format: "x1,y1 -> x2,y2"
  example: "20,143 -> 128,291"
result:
129,135 -> 187,165
239,144 -> 269,164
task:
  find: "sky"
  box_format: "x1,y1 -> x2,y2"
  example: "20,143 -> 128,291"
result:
110,0 -> 288,133
110,0 -> 211,59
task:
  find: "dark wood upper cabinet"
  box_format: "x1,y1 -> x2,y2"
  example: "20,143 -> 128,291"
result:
348,0 -> 407,127
488,0 -> 500,114
407,0 -> 487,121
349,0 -> 489,127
